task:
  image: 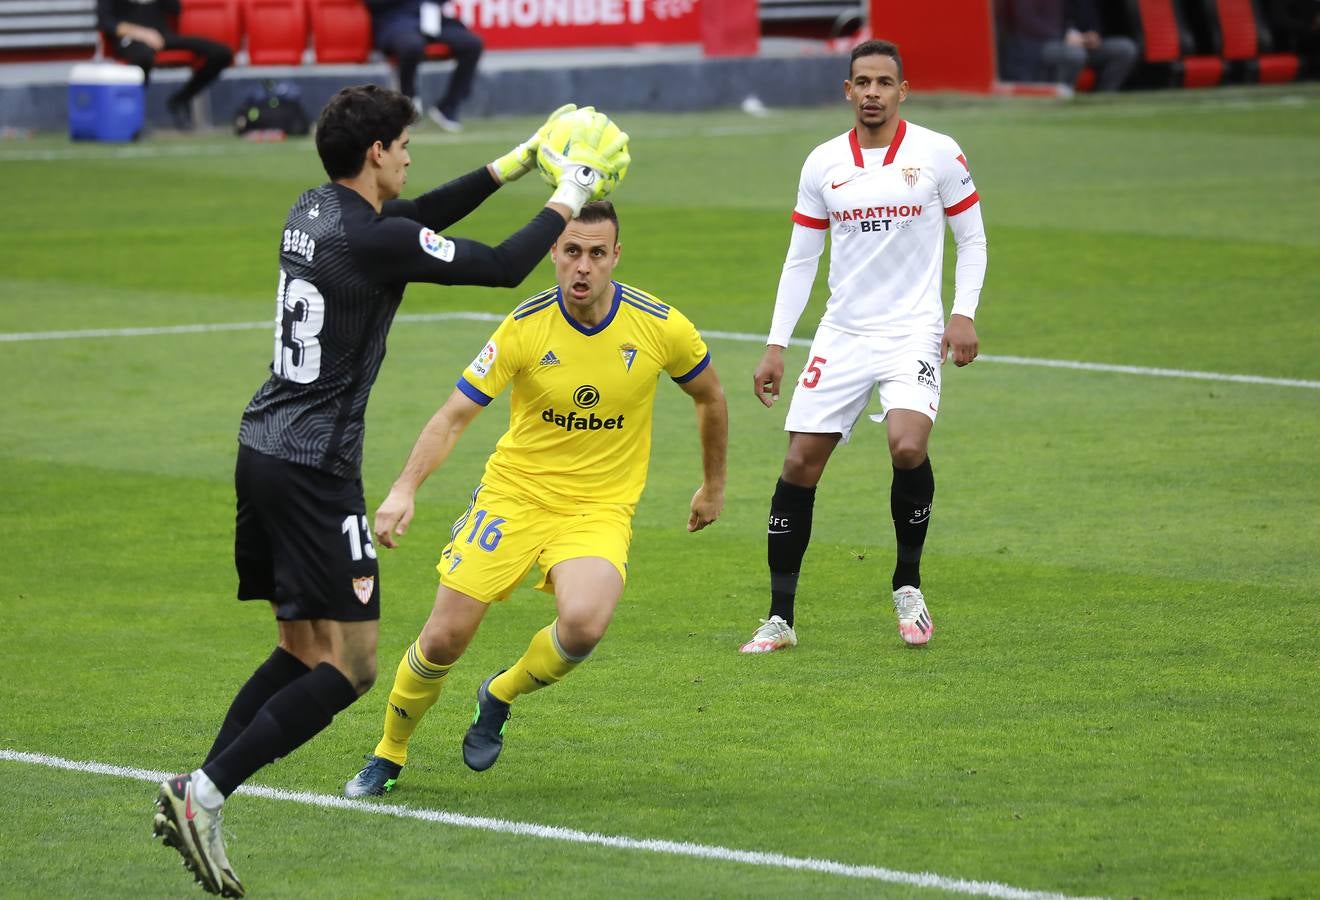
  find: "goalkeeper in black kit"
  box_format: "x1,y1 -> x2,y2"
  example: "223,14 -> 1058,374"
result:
149,85 -> 629,897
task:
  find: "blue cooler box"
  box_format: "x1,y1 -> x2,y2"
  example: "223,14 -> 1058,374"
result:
68,63 -> 145,142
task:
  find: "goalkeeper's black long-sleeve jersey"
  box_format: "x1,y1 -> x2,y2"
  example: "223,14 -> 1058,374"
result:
238,167 -> 565,479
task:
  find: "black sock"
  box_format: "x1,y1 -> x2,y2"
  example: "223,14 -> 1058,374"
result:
767,477 -> 817,627
203,663 -> 358,798
891,457 -> 934,591
204,647 -> 310,765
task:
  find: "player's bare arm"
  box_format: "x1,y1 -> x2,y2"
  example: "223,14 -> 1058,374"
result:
680,365 -> 728,532
754,345 -> 788,408
941,314 -> 979,367
375,389 -> 483,548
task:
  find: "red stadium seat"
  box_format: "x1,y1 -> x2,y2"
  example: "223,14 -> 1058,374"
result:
307,0 -> 372,64
1200,0 -> 1301,82
245,0 -> 307,65
381,41 -> 454,84
386,41 -> 454,65
155,0 -> 242,66
422,40 -> 453,61
1125,0 -> 1224,86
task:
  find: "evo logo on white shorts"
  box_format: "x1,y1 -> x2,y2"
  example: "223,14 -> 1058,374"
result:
917,360 -> 939,391
419,227 -> 456,262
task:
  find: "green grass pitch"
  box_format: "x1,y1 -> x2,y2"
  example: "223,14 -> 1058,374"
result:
2,84 -> 1319,898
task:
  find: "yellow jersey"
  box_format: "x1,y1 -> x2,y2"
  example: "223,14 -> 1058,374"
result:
457,281 -> 710,514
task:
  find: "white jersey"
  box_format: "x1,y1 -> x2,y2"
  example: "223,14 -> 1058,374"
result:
774,120 -> 982,342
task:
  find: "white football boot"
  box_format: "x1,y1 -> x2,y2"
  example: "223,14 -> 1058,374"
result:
892,585 -> 933,646
153,773 -> 245,897
738,615 -> 798,654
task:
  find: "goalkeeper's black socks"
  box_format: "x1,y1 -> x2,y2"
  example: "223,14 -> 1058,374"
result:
203,663 -> 358,798
204,647 -> 310,765
891,457 -> 934,591
767,477 -> 817,627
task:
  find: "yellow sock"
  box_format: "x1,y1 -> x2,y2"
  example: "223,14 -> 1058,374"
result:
489,621 -> 587,703
373,640 -> 452,765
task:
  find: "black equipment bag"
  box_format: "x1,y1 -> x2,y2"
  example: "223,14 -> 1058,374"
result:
233,80 -> 310,136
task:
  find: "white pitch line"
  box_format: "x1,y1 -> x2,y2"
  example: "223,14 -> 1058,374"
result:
0,312 -> 503,343
2,312 -> 1317,391
0,143 -> 280,163
0,749 -> 1096,900
973,354 -> 1320,389
0,320 -> 272,341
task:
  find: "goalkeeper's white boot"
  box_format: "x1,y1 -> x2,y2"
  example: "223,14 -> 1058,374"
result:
893,585 -> 933,646
739,615 -> 797,654
153,773 -> 245,897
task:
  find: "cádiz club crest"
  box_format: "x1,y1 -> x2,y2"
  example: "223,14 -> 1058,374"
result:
619,343 -> 638,371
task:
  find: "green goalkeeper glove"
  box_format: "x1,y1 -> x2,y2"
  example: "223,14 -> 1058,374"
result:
488,103 -> 577,185
587,117 -> 629,202
538,109 -> 631,215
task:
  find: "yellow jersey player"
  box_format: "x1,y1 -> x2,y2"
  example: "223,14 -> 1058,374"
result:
345,201 -> 728,794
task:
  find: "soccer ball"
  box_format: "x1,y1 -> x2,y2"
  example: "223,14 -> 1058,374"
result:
536,108 -> 629,202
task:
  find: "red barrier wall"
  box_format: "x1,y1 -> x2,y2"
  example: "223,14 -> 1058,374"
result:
867,0 -> 996,93
445,0 -> 701,50
701,0 -> 759,57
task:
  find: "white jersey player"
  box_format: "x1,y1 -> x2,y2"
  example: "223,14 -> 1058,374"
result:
742,39 -> 988,654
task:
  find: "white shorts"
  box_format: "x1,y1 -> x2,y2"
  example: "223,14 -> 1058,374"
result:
783,327 -> 942,442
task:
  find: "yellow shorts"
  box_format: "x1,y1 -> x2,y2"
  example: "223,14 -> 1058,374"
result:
435,484 -> 632,604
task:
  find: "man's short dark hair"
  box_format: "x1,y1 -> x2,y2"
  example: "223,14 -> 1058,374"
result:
849,39 -> 904,81
315,85 -> 418,181
576,200 -> 620,242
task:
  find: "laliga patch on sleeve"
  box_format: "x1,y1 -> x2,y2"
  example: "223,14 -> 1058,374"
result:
419,227 -> 456,262
470,340 -> 497,377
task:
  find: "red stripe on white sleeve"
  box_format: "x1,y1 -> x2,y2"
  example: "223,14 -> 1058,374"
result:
792,211 -> 830,229
945,191 -> 980,216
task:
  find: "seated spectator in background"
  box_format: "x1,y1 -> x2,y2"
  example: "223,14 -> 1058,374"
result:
367,0 -> 484,132
97,0 -> 233,129
1266,0 -> 1320,71
997,0 -> 1138,91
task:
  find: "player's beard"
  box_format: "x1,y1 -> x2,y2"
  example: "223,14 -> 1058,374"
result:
857,101 -> 889,129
